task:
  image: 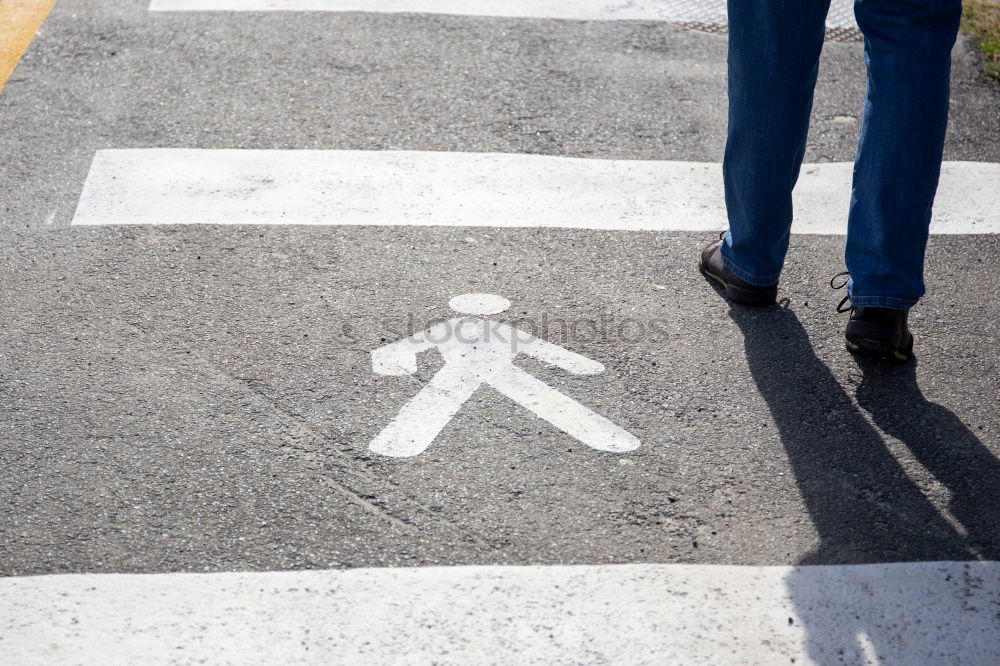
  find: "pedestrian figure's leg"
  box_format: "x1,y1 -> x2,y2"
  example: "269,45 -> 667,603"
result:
488,366 -> 640,453
369,367 -> 480,457
846,0 -> 962,307
722,0 -> 833,285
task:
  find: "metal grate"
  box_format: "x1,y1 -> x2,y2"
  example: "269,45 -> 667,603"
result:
661,0 -> 861,42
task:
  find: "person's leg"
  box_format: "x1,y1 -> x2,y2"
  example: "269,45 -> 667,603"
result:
846,0 -> 962,308
721,0 -> 832,286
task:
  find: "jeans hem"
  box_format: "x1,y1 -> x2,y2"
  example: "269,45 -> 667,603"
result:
848,295 -> 918,310
719,247 -> 781,286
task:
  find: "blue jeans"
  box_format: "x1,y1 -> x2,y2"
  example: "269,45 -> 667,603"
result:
720,0 -> 962,308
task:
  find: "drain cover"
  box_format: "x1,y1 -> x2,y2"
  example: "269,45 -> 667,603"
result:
660,0 -> 860,42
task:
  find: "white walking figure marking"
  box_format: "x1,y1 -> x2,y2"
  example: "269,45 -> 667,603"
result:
369,293 -> 641,457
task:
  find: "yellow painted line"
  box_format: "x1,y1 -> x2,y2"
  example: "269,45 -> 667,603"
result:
0,0 -> 57,94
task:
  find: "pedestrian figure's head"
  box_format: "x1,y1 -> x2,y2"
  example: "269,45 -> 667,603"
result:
448,293 -> 511,316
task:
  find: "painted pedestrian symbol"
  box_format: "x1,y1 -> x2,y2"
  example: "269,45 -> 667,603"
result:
370,293 -> 641,457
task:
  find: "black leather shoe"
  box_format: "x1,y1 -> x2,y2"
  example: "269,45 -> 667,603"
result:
831,272 -> 914,361
845,306 -> 914,361
699,238 -> 778,307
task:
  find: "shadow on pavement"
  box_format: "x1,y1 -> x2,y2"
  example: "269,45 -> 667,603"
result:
728,303 -> 1000,661
853,358 -> 1000,561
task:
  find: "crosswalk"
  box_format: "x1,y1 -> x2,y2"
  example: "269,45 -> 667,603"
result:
146,0 -> 860,41
5,562 -> 999,664
71,149 -> 1000,233
1,1 -> 999,664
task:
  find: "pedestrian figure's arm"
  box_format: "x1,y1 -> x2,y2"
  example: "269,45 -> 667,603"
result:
519,337 -> 605,375
371,332 -> 435,376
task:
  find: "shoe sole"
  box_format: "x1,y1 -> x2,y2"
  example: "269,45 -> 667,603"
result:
698,261 -> 777,307
845,334 -> 914,362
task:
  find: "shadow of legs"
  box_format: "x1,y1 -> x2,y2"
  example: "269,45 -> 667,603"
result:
729,304 -> 990,662
728,304 -> 971,563
854,358 -> 1000,560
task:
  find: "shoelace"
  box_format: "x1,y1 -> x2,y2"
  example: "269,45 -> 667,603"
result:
830,271 -> 852,313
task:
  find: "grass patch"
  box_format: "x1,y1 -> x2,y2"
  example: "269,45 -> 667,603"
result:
962,0 -> 1000,80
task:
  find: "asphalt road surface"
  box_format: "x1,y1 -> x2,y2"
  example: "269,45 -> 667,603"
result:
1,1 -> 998,664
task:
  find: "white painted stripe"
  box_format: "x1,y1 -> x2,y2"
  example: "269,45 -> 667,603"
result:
1,562 -> 997,664
70,150 -> 1000,234
147,0 -> 859,33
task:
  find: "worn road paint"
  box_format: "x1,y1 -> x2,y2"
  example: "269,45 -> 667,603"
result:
70,150 -> 1000,234
147,0 -> 858,33
2,561 -> 997,665
0,0 -> 57,95
370,293 -> 639,457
